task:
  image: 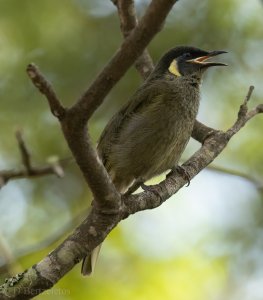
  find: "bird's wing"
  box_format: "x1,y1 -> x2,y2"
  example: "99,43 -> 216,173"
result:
97,79 -> 176,167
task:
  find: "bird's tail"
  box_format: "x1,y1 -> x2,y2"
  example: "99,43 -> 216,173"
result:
81,175 -> 132,276
81,244 -> 102,276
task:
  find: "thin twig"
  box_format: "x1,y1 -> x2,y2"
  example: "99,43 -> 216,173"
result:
26,63 -> 66,119
15,130 -> 32,173
0,132 -> 67,188
0,166 -> 61,186
226,85 -> 258,138
244,85 -> 254,104
206,164 -> 263,190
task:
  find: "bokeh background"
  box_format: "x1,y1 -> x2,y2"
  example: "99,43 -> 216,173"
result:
0,0 -> 263,299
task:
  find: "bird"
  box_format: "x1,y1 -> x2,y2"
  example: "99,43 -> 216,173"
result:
81,46 -> 227,276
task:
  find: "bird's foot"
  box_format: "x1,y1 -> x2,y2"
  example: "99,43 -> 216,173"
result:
124,179 -> 161,198
167,165 -> 191,187
140,183 -> 161,198
203,129 -> 223,145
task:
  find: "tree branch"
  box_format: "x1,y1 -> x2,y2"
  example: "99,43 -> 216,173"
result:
192,120 -> 217,144
1,84 -> 261,300
0,1 -> 179,298
114,5 -> 261,196
0,210 -> 88,273
225,86 -> 262,138
123,86 -> 260,214
26,64 -> 66,119
206,164 -> 263,191
0,132 -> 65,188
112,0 -> 154,79
50,0 -> 177,210
112,0 -> 215,144
69,0 -> 177,122
15,130 -> 32,172
0,207 -> 121,300
26,64 -> 120,211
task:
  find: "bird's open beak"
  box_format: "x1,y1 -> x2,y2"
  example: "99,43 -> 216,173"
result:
187,50 -> 228,67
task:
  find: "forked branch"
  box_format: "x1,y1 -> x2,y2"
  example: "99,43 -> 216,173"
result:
0,131 -> 64,188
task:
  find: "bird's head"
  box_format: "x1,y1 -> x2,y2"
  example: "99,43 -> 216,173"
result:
155,46 -> 227,77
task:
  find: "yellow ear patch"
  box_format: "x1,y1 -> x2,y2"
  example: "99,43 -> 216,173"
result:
168,59 -> 181,77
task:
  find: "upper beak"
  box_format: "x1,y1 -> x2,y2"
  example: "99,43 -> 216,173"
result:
187,50 -> 228,67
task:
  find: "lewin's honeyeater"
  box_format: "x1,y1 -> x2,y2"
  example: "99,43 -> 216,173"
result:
81,46 -> 227,275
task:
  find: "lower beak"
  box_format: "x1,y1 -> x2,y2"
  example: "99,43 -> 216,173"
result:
187,50 -> 228,67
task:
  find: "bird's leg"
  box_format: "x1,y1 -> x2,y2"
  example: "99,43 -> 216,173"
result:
124,178 -> 144,195
202,130 -> 218,145
124,178 -> 162,198
167,165 -> 191,187
140,183 -> 162,198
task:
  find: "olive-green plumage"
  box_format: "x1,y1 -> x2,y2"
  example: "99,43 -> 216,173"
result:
98,75 -> 200,192
81,46 -> 227,276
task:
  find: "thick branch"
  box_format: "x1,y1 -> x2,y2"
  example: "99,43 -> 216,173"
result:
123,86 -> 260,213
25,0 -> 178,212
1,86 -> 261,299
0,207 -> 120,300
113,0 -> 211,144
60,125 -> 121,211
123,131 -> 229,214
1,2 -> 179,297
27,63 -> 120,210
58,0 -> 177,209
0,210 -> 88,272
113,0 -> 154,79
69,0 -> 177,121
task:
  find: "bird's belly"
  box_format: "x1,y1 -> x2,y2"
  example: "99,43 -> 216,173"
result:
111,110 -> 195,180
141,119 -> 192,178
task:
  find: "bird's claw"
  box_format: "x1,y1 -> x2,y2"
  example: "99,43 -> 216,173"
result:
141,183 -> 161,198
167,166 -> 191,187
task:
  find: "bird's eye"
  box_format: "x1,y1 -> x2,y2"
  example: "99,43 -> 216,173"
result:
183,53 -> 191,59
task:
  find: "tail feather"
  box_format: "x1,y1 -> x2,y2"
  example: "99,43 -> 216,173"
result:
81,244 -> 102,276
81,177 -> 133,276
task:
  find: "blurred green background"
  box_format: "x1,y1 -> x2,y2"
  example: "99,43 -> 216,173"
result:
0,0 -> 263,299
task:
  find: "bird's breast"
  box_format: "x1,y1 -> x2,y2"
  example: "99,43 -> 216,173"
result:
109,80 -> 200,181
